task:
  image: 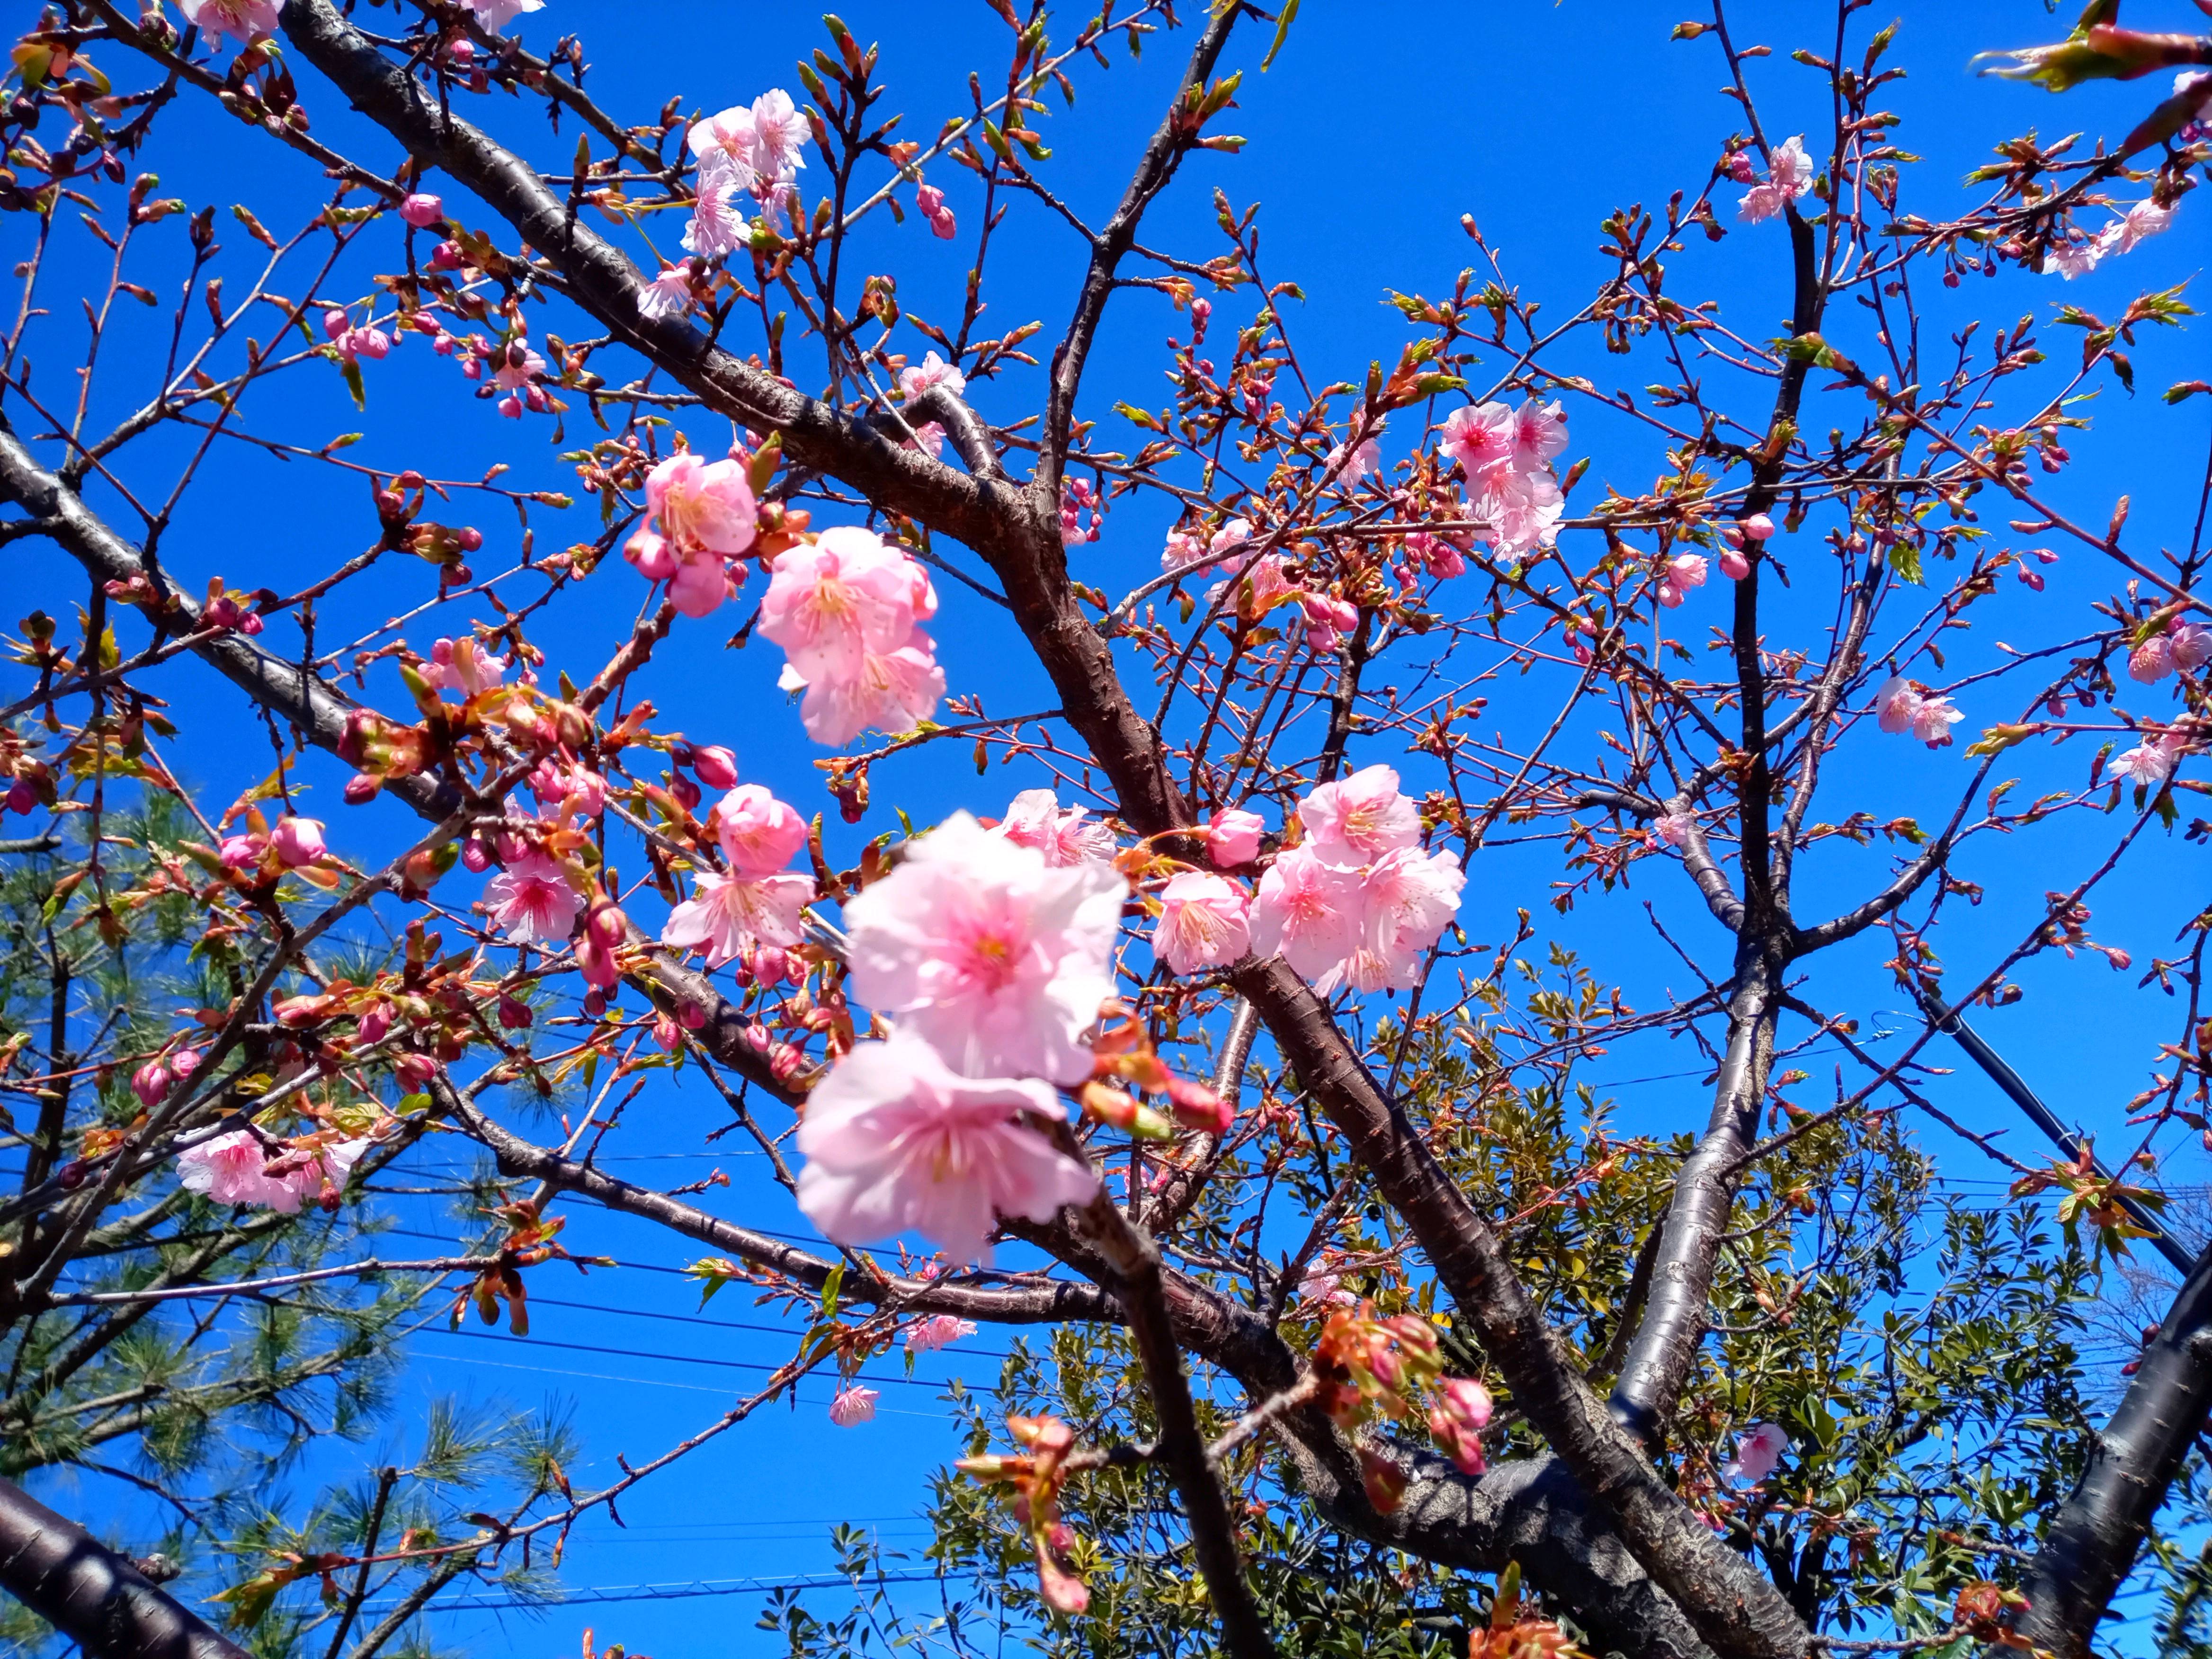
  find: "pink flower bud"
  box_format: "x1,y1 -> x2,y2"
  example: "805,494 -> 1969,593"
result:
625,527 -> 678,582
586,900 -> 629,951
671,774 -> 702,812
1167,1076 -> 1233,1135
1719,549 -> 1751,581
679,1000 -> 708,1030
394,1052 -> 437,1090
461,838 -> 491,874
498,994 -> 533,1030
1205,807 -> 1265,868
322,307 -> 349,340
131,1059 -> 172,1109
692,744 -> 739,790
356,1005 -> 392,1045
399,192 -> 444,228
270,815 -> 327,868
219,833 -> 265,872
429,239 -> 463,272
169,1048 -> 202,1080
1741,512 -> 1775,540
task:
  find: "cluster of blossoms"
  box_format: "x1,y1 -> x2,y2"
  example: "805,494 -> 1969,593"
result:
995,788 -> 1117,866
1873,676 -> 1965,746
1244,766 -> 1465,994
2128,615 -> 2212,684
1655,514 -> 1778,606
219,814 -> 329,877
2111,726 -> 2194,787
624,449 -> 759,618
407,303 -> 550,419
905,1312 -> 978,1353
2043,196 -> 2176,280
1312,1302 -> 1493,1509
661,784 -> 813,980
1160,517 -> 1360,653
895,352 -> 964,463
321,306 -> 392,367
1437,397 -> 1570,558
1732,134 -> 1816,224
131,1047 -> 204,1110
177,1129 -> 370,1215
684,90 -> 810,256
416,635 -> 509,698
794,813 -> 1122,1263
758,526 -> 945,745
1060,478 -> 1105,547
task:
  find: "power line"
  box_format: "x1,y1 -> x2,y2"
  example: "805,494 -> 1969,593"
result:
411,1326 -> 971,1390
366,1567 -> 976,1615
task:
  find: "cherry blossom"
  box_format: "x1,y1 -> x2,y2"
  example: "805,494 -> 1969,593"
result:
2043,235 -> 2105,280
747,90 -> 811,177
1250,844 -> 1362,982
794,1029 -> 1101,1263
1652,812 -> 1693,850
761,528 -> 945,744
828,1385 -> 879,1427
177,1131 -> 280,1206
1206,807 -> 1265,868
662,870 -> 812,970
1328,436 -> 1382,486
998,789 -> 1117,867
916,183 -> 958,239
1332,846 -> 1464,994
418,636 -> 508,697
178,0 -> 279,45
463,0 -> 543,32
777,645 -> 946,747
2130,634 -> 2175,684
637,267 -> 696,322
711,784 -> 806,876
1427,1377 -> 1494,1478
685,153 -> 757,258
1153,871 -> 1253,975
1874,676 -> 1923,734
1474,468 -> 1566,558
264,1139 -> 370,1213
2172,620 -> 2212,671
1718,548 -> 1752,581
482,854 -> 580,945
842,812 -> 1125,1084
1739,134 -> 1814,224
398,193 -> 443,229
1911,695 -> 1963,746
1438,402 -> 1516,490
1300,764 -> 1421,869
906,1314 -> 978,1353
1723,1422 -> 1791,1484
1657,552 -> 1708,610
2105,199 -> 2173,256
901,351 -> 967,402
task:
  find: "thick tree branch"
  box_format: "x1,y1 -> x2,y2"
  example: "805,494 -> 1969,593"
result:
0,1474 -> 250,1659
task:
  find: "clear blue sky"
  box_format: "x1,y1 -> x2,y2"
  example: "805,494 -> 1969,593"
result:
13,0 -> 2212,1651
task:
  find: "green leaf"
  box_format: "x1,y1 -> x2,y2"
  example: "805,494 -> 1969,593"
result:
1261,0 -> 1300,71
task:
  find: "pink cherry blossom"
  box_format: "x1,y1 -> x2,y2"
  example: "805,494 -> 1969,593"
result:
1153,871 -> 1252,975
907,420 -> 946,460
663,870 -> 812,970
998,789 -> 1117,867
1250,844 -> 1363,983
2131,634 -> 2176,683
1473,468 -> 1565,557
1723,1422 -> 1790,1484
2105,199 -> 2173,256
637,267 -> 696,322
1439,401 -> 1517,491
1206,807 -> 1265,868
419,636 -> 508,697
1331,846 -> 1464,994
1328,437 -> 1382,485
748,90 -> 811,177
1653,812 -> 1693,850
1299,765 -> 1420,870
177,1131 -> 279,1206
1427,1376 -> 1495,1478
1911,695 -> 1963,746
483,854 -> 580,944
1739,135 -> 1814,224
684,152 -> 757,258
760,526 -> 932,682
2111,738 -> 2177,786
270,816 -> 327,868
1874,676 -> 1923,734
647,452 -> 758,559
2043,236 -> 2105,280
794,1029 -> 1101,1263
1406,531 -> 1468,580
220,833 -> 264,872
843,813 -> 1125,1084
712,784 -> 807,878
1511,401 -> 1568,472
265,1138 -> 370,1212
1667,553 -> 1709,592
901,351 -> 967,402
178,0 -> 279,45
905,1314 -> 978,1353
778,643 -> 946,746
463,0 -> 542,31
2172,621 -> 2212,671
827,1384 -> 878,1427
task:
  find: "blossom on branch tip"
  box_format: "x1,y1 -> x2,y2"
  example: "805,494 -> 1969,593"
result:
1206,807 -> 1265,868
2173,621 -> 2212,671
1874,676 -> 1923,734
906,1314 -> 978,1353
462,0 -> 544,32
662,870 -> 811,970
842,813 -> 1124,1085
1738,135 -> 1814,224
1652,812 -> 1693,850
761,527 -> 945,744
828,1385 -> 878,1427
2131,634 -> 2175,684
1300,764 -> 1420,870
178,0 -> 279,45
901,351 -> 967,402
270,816 -> 327,869
637,267 -> 697,321
177,1131 -> 280,1206
1427,1376 -> 1494,1478
794,1030 -> 1100,1264
1251,844 -> 1362,983
398,193 -> 444,229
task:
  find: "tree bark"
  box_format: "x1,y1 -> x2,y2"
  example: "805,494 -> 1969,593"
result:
0,1475 -> 250,1659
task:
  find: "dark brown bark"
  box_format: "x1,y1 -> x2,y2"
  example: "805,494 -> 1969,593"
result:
1987,1240 -> 2212,1658
0,1474 -> 250,1659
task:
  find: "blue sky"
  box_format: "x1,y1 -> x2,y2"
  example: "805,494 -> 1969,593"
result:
11,0 -> 2212,1651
